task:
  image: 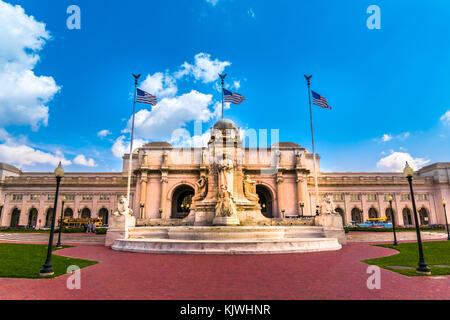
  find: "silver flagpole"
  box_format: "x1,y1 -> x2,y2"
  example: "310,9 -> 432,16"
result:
305,75 -> 320,215
127,74 -> 141,205
219,73 -> 227,119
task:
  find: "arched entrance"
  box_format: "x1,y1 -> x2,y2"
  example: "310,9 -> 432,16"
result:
10,208 -> 20,228
81,208 -> 91,219
45,208 -> 54,228
64,208 -> 74,219
368,207 -> 378,219
28,208 -> 38,229
419,208 -> 429,225
402,208 -> 413,226
351,208 -> 362,224
256,185 -> 273,218
385,207 -> 394,223
335,207 -> 345,225
99,208 -> 109,225
171,185 -> 195,219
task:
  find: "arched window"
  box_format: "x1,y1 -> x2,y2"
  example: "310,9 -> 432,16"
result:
368,207 -> 378,219
419,208 -> 429,225
98,208 -> 109,225
81,208 -> 91,219
171,185 -> 195,219
64,208 -> 74,219
402,208 -> 413,226
45,208 -> 54,228
351,208 -> 362,224
256,185 -> 273,218
335,207 -> 345,224
28,208 -> 38,229
10,208 -> 21,228
385,207 -> 394,223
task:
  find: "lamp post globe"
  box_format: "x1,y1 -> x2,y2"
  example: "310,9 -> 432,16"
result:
403,162 -> 430,274
40,162 -> 64,277
443,200 -> 450,241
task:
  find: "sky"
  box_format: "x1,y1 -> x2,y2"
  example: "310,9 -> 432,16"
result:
0,0 -> 449,173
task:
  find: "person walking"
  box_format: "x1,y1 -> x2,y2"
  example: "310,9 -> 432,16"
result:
92,222 -> 96,234
86,221 -> 91,234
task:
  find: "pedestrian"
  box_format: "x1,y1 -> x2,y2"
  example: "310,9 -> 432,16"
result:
86,221 -> 91,234
92,222 -> 96,234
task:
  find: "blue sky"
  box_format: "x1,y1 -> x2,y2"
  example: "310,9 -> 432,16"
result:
0,0 -> 449,172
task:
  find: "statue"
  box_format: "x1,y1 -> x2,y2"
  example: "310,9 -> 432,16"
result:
320,193 -> 336,215
218,157 -> 234,196
243,174 -> 259,202
215,185 -> 237,217
112,196 -> 133,217
193,174 -> 208,201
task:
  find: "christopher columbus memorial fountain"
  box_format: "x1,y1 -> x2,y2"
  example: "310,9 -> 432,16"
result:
106,118 -> 345,254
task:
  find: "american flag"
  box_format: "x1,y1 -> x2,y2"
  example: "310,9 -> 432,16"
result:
223,89 -> 246,104
312,91 -> 331,109
136,88 -> 157,106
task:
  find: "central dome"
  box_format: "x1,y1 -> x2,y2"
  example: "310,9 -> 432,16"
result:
213,118 -> 237,130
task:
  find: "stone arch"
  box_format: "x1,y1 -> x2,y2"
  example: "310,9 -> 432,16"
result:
256,184 -> 274,218
402,207 -> 413,226
171,184 -> 195,219
335,207 -> 345,225
419,207 -> 429,225
98,207 -> 109,225
351,207 -> 362,224
45,207 -> 54,228
81,207 -> 91,219
10,208 -> 21,228
28,208 -> 38,229
368,207 -> 378,219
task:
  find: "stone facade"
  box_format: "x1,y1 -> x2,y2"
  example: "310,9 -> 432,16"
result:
0,119 -> 449,229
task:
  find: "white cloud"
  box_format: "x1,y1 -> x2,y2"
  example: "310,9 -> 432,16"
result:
248,8 -> 255,18
0,1 -> 60,130
233,80 -> 241,90
376,151 -> 430,172
73,154 -> 97,167
139,72 -> 177,98
97,129 -> 111,138
381,134 -> 392,142
440,110 -> 450,126
0,143 -> 71,168
205,0 -> 219,5
128,90 -> 215,141
170,130 -> 211,147
175,53 -> 231,84
111,135 -> 147,158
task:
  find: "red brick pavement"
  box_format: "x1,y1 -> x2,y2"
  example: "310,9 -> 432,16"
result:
0,241 -> 449,300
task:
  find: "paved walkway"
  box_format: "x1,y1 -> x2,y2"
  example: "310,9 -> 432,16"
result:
0,232 -> 105,244
0,241 -> 449,300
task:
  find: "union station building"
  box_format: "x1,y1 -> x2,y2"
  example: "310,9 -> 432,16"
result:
0,119 -> 449,229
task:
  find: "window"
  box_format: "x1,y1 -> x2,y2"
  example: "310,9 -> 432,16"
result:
401,194 -> 410,201
48,194 -> 55,201
333,194 -> 344,202
30,194 -> 40,201
82,194 -> 92,201
367,194 -> 377,201
416,194 -> 428,201
12,194 -> 22,201
99,194 -> 110,201
65,194 -> 75,201
350,194 -> 361,201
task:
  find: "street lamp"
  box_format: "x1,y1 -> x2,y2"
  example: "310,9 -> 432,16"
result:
40,162 -> 64,277
403,162 -> 430,274
443,200 -> 450,241
56,195 -> 66,248
388,195 -> 398,246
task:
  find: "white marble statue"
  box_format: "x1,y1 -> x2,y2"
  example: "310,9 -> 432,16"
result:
320,193 -> 336,215
113,196 -> 133,216
218,157 -> 234,196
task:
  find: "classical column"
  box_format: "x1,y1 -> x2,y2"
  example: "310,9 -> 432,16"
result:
394,192 -> 403,225
160,175 -> 168,219
140,171 -> 148,218
276,172 -> 284,218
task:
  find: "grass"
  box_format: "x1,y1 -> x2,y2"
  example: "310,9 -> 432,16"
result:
0,243 -> 98,279
363,241 -> 450,276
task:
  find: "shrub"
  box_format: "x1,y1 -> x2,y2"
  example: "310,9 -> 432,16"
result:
95,228 -> 107,234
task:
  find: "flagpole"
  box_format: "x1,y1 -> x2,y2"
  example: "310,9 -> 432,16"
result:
127,74 -> 141,206
304,75 -> 320,215
219,73 -> 227,119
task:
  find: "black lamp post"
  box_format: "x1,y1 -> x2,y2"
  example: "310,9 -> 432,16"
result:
0,202 -> 3,220
56,195 -> 66,248
40,162 -> 64,277
443,200 -> 450,241
403,162 -> 430,275
388,195 -> 398,246
300,202 -> 304,217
